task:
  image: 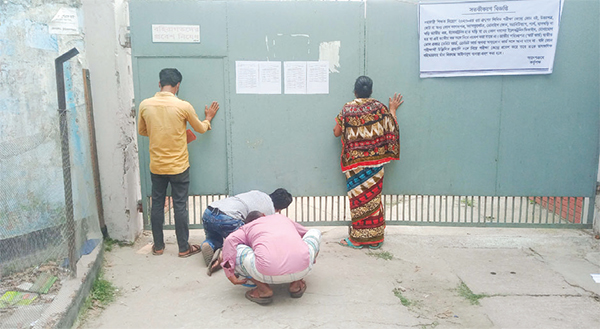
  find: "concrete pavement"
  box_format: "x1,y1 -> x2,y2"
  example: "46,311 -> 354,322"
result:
80,226 -> 600,329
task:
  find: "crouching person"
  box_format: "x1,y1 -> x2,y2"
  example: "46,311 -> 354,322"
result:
221,212 -> 321,305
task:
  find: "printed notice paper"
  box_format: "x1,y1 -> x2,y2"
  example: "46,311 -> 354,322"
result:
49,8 -> 79,35
284,62 -> 307,94
307,61 -> 330,94
258,61 -> 282,94
284,61 -> 329,94
236,61 -> 329,94
419,0 -> 563,78
235,61 -> 282,94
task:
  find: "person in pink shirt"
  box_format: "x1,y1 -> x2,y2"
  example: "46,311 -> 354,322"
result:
221,212 -> 321,305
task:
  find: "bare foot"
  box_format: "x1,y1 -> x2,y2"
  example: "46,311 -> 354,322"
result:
289,279 -> 305,293
249,279 -> 273,298
289,279 -> 307,298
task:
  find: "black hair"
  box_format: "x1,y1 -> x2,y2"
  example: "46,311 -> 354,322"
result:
269,188 -> 292,211
354,75 -> 373,98
159,68 -> 183,87
244,211 -> 265,224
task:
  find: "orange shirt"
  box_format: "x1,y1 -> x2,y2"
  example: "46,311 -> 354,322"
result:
138,92 -> 211,175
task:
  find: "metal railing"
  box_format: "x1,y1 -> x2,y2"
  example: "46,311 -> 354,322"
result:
147,195 -> 590,229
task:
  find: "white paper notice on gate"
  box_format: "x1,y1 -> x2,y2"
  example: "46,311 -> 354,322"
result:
236,61 -> 282,94
419,0 -> 563,78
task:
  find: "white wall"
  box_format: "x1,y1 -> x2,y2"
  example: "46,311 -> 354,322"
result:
82,0 -> 142,242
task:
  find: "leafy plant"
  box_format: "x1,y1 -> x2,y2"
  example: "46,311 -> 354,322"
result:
368,250 -> 393,260
461,198 -> 474,207
103,238 -> 133,252
393,288 -> 412,306
457,281 -> 487,305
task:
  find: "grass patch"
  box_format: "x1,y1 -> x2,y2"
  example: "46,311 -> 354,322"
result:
461,198 -> 474,207
89,274 -> 117,306
103,238 -> 133,252
82,271 -> 117,310
367,250 -> 393,260
76,271 -> 118,327
393,288 -> 412,307
457,281 -> 488,305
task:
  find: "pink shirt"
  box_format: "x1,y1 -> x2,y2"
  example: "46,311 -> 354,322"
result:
222,214 -> 309,279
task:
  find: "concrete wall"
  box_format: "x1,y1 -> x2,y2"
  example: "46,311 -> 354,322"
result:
0,0 -> 112,273
82,0 -> 141,242
0,0 -> 146,246
0,0 -> 93,237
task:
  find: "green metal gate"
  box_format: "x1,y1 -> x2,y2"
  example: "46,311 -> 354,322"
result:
130,0 -> 599,229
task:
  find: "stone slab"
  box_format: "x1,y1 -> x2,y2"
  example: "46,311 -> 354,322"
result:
438,248 -> 581,296
482,296 -> 600,329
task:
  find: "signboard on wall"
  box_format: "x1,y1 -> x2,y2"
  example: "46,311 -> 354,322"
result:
419,0 -> 563,78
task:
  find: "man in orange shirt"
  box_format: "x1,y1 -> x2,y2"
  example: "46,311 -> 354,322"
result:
138,68 -> 219,257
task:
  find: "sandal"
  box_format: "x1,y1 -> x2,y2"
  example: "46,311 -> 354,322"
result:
152,245 -> 164,256
201,242 -> 215,267
338,238 -> 364,249
245,289 -> 273,305
368,242 -> 383,250
289,280 -> 307,298
178,244 -> 201,258
207,248 -> 222,276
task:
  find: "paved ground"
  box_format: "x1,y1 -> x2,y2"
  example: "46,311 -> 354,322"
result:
80,226 -> 600,329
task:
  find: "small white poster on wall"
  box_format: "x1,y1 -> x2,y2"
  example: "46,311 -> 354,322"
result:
235,61 -> 282,94
284,61 -> 329,94
49,8 -> 79,35
419,0 -> 563,78
284,62 -> 307,94
307,61 -> 330,94
152,24 -> 200,43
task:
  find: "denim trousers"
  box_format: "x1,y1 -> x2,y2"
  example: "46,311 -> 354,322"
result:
151,168 -> 190,253
201,207 -> 243,250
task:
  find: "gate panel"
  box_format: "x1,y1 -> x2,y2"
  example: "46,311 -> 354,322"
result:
135,57 -> 228,196
130,0 -> 599,228
366,1 -> 503,196
366,0 -> 599,200
495,1 -> 599,197
225,1 -> 365,196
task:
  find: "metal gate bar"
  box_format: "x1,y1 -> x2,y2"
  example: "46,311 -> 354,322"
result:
147,195 -> 592,229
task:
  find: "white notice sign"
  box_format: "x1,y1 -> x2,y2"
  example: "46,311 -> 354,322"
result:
152,24 -> 200,43
236,61 -> 260,94
258,61 -> 282,94
235,61 -> 282,94
284,62 -> 307,94
284,61 -> 330,94
49,8 -> 79,35
307,61 -> 330,94
419,0 -> 562,78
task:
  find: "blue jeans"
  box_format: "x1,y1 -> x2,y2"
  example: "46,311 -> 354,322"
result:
202,207 -> 243,250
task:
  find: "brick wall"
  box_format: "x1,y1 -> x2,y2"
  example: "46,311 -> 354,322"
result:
532,197 -> 583,224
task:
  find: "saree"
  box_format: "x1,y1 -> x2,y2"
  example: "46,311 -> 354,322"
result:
336,98 -> 399,245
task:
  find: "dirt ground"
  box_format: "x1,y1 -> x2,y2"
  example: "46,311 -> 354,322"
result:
78,226 -> 600,329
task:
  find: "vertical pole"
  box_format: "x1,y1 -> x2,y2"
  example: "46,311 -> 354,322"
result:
55,48 -> 79,277
83,69 -> 108,239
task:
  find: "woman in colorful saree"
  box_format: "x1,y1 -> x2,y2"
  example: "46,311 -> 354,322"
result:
333,76 -> 403,249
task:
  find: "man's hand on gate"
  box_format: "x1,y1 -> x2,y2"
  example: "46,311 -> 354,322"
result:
205,101 -> 219,122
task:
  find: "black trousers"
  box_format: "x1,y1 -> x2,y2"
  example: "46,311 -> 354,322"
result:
150,168 -> 190,253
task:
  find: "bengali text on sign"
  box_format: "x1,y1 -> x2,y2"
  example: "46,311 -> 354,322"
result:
419,0 -> 562,78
